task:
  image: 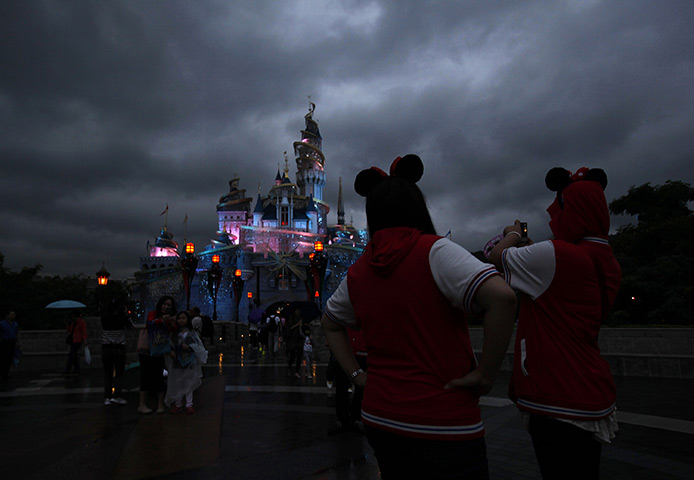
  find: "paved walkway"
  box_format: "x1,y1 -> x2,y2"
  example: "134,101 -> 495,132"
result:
1,350 -> 693,479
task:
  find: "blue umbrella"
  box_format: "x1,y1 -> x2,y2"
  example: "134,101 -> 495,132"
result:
45,300 -> 87,309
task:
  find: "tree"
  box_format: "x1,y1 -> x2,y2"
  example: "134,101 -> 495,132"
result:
608,181 -> 694,325
0,252 -> 122,329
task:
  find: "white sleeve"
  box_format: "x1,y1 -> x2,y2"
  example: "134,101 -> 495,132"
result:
429,238 -> 501,314
325,277 -> 358,329
500,240 -> 555,300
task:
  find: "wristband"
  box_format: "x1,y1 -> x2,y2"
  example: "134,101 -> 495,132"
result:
351,368 -> 364,378
505,231 -> 522,239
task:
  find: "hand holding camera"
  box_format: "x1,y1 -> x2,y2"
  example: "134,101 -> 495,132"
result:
503,220 -> 532,246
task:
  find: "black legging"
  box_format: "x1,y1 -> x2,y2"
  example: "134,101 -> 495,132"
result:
528,413 -> 602,480
287,346 -> 302,373
102,344 -> 126,398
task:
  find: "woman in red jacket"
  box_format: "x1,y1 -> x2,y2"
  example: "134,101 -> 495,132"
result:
322,155 -> 517,479
489,167 -> 621,479
64,310 -> 87,374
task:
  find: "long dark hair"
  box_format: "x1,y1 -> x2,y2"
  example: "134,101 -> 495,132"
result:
155,296 -> 176,318
356,154 -> 436,236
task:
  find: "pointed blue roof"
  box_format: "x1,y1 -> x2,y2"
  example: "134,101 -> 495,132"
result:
253,194 -> 264,214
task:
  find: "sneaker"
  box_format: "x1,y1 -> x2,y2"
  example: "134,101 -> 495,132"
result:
110,397 -> 127,406
104,399 -> 111,406
326,381 -> 334,388
137,406 -> 153,414
170,406 -> 182,414
186,406 -> 195,415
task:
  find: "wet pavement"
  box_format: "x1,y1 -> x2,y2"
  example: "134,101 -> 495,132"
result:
1,348 -> 693,479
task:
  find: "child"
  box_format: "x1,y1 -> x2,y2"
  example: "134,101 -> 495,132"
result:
302,325 -> 314,378
165,311 -> 208,414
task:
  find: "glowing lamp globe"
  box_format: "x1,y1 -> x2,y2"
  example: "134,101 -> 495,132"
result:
185,243 -> 195,254
212,254 -> 220,264
235,269 -> 242,277
247,292 -> 253,298
96,264 -> 110,286
314,241 -> 324,252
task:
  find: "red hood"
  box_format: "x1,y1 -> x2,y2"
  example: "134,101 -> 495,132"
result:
364,227 -> 423,277
548,181 -> 610,242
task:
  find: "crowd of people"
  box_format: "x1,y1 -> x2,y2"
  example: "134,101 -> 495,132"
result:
2,154 -> 622,479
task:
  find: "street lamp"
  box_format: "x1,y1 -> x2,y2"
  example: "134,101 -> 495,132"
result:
96,263 -> 110,286
96,263 -> 110,315
207,254 -> 223,322
181,242 -> 198,310
309,241 -> 327,304
231,268 -> 245,323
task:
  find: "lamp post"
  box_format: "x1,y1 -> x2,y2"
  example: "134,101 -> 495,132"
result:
207,254 -> 223,322
309,241 -> 327,305
96,263 -> 110,315
231,268 -> 245,323
181,242 -> 198,311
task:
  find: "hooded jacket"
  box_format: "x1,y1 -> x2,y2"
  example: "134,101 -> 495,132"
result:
502,180 -> 621,420
336,227 -> 497,440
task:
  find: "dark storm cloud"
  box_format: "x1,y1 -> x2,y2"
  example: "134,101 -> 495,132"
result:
1,0 -> 693,279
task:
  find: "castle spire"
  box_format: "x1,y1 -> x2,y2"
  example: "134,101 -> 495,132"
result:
337,176 -> 345,226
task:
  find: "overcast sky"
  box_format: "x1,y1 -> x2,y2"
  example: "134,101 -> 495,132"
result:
1,0 -> 693,280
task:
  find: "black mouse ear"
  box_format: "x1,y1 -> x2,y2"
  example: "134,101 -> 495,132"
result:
586,168 -> 608,190
354,167 -> 387,197
390,154 -> 423,183
545,167 -> 572,192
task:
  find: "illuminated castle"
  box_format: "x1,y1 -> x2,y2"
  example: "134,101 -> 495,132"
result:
134,103 -> 365,322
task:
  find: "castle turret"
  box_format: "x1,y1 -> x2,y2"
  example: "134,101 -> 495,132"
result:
293,102 -> 329,234
337,176 -> 345,226
216,177 -> 253,244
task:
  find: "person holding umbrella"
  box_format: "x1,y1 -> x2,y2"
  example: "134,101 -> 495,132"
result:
64,310 -> 87,375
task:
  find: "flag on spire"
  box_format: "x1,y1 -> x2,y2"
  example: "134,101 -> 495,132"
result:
160,204 -> 169,216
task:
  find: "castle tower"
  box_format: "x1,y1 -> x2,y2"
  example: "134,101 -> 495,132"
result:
293,102 -> 329,234
216,177 -> 253,244
294,102 -> 325,201
337,176 -> 345,226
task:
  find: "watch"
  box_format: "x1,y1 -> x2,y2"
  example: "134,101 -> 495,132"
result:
351,368 -> 364,378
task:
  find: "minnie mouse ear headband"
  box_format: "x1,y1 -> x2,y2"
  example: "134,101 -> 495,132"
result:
545,167 -> 608,192
545,167 -> 608,209
354,154 -> 424,197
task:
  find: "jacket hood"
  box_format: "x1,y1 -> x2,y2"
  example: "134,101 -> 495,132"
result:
548,180 -> 610,242
365,227 -> 422,277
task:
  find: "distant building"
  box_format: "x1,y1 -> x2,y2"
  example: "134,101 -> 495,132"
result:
134,104 -> 366,323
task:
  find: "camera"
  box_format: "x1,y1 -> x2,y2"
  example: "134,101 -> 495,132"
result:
520,222 -> 528,238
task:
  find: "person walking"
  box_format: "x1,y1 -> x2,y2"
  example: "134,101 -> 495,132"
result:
322,154 -> 517,479
101,299 -> 132,406
489,167 -> 621,480
0,309 -> 19,380
266,311 -> 281,356
285,308 -> 304,378
64,310 -> 87,374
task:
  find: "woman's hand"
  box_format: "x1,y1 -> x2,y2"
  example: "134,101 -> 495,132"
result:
444,368 -> 495,397
352,372 -> 367,389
